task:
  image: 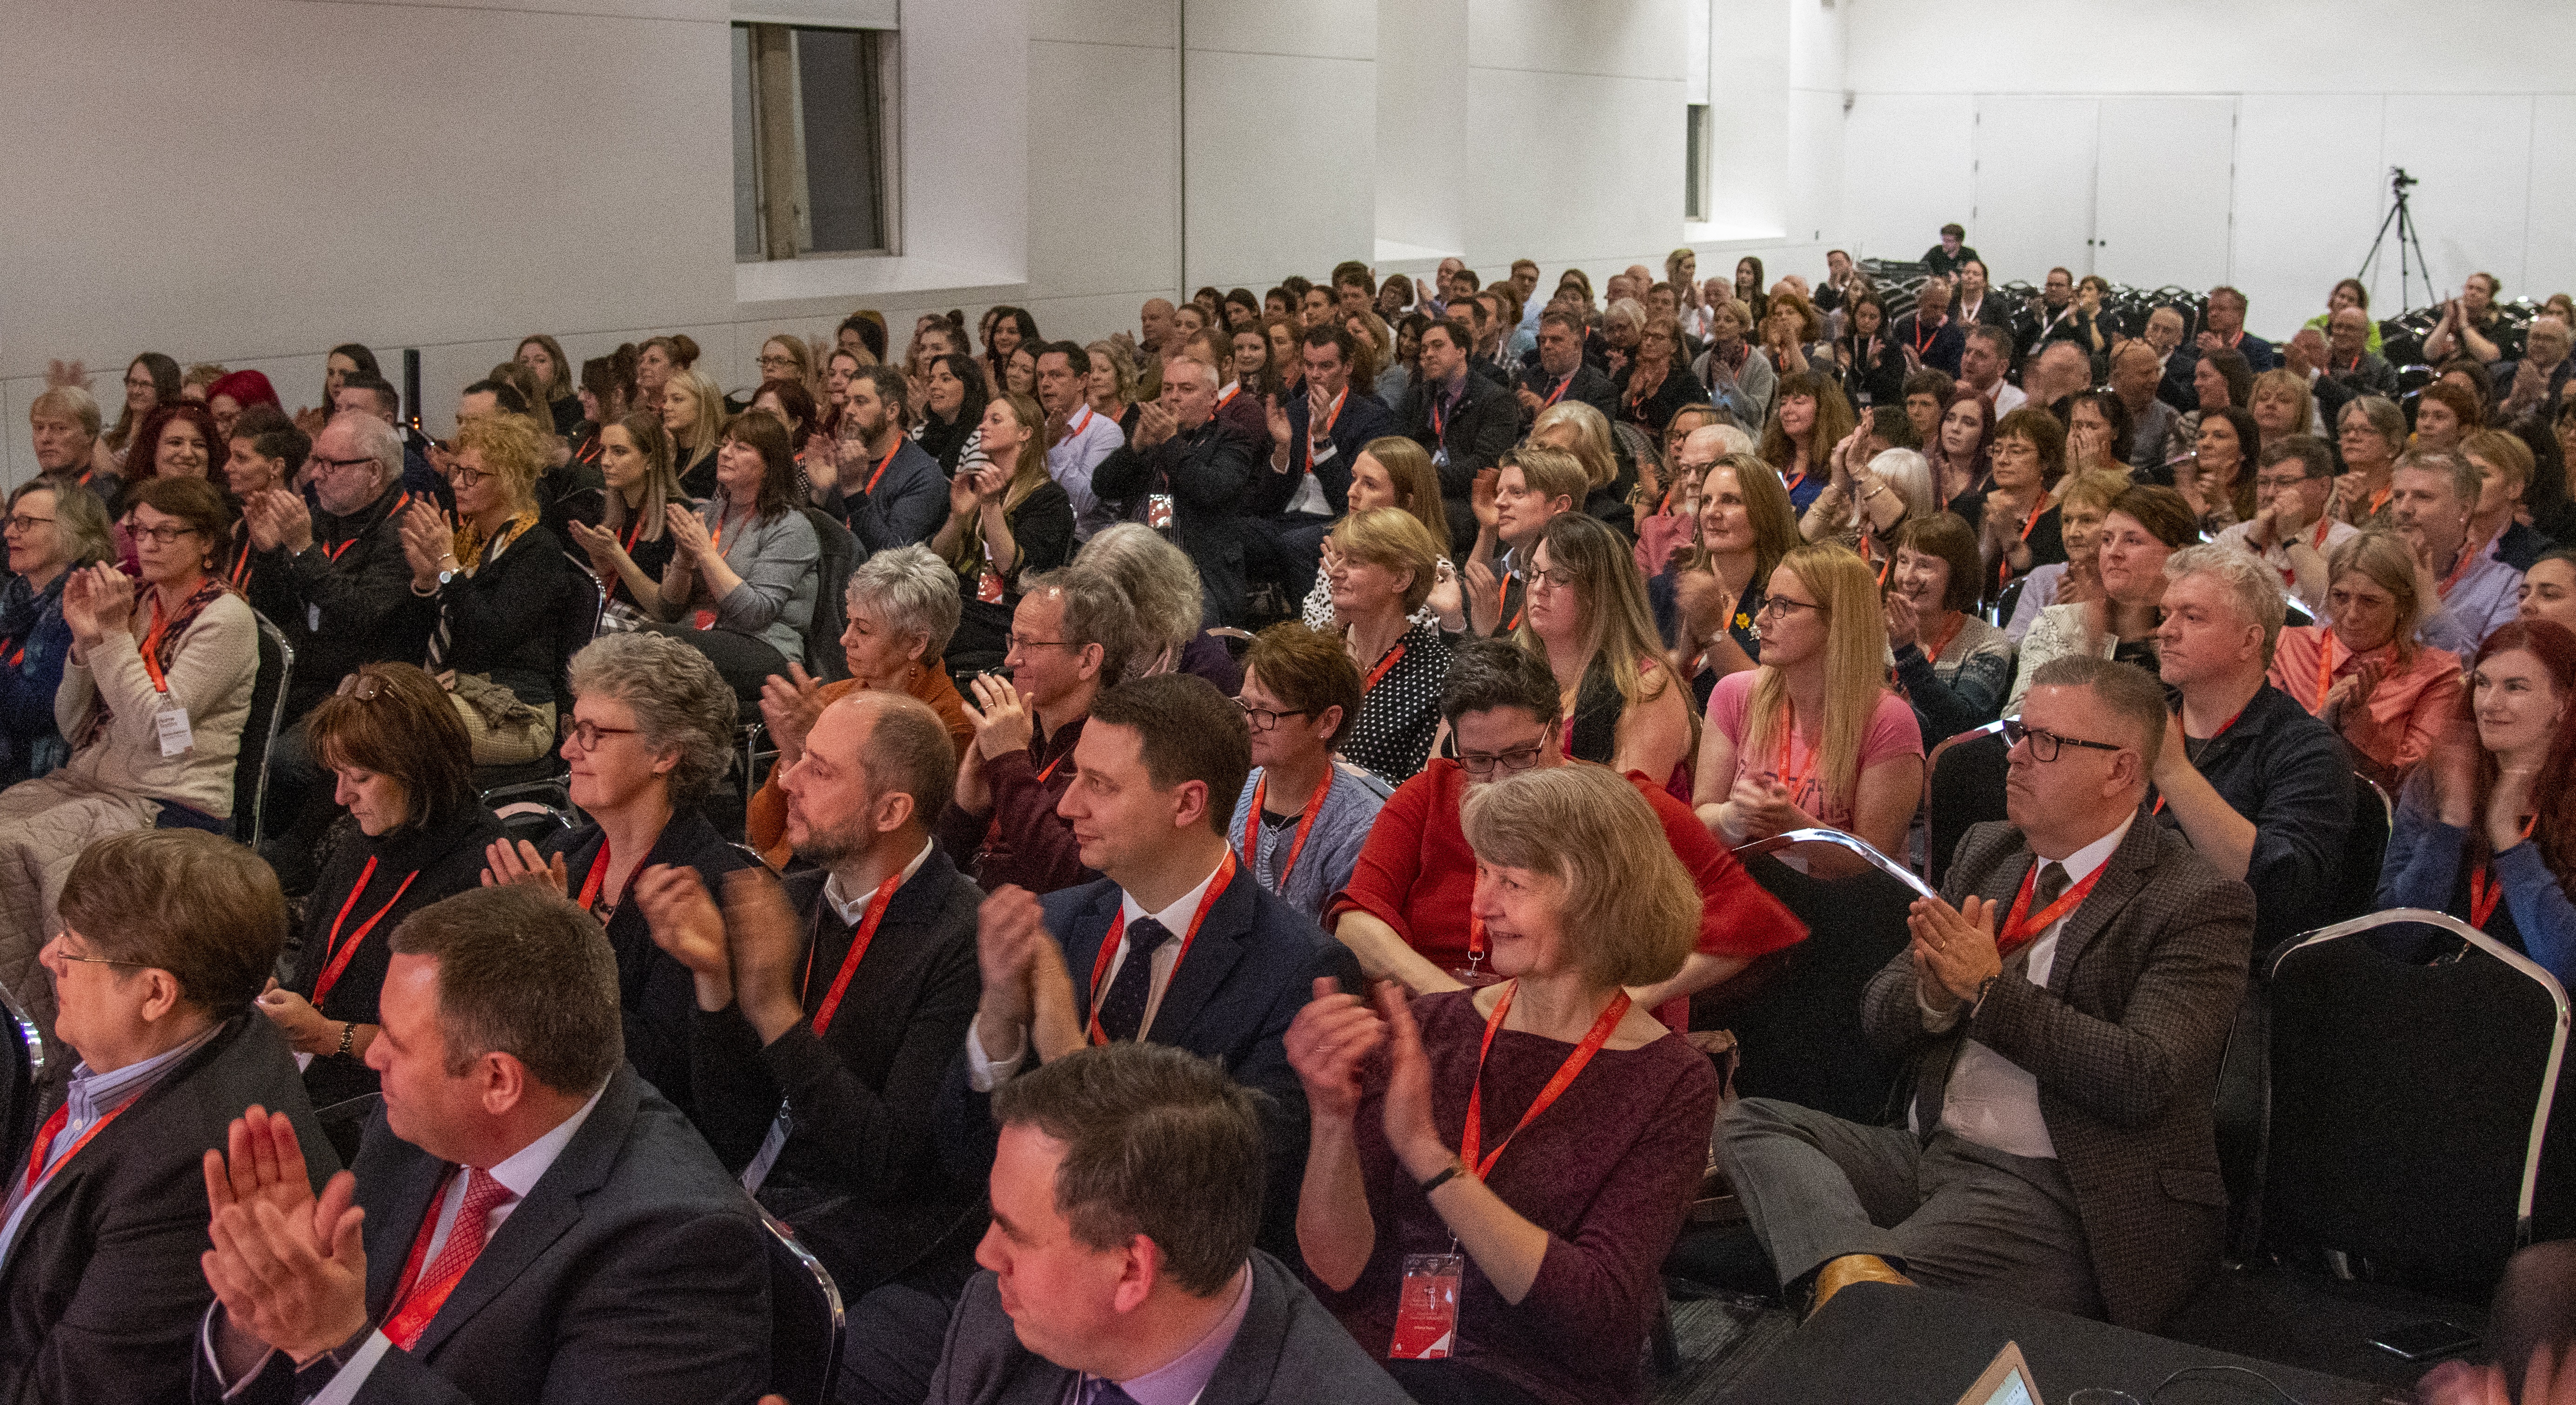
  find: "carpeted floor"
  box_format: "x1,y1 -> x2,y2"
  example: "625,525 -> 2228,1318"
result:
1650,1286 -> 1804,1405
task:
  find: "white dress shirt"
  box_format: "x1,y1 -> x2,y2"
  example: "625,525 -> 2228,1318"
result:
967,858 -> 1228,1090
1918,817 -> 2131,1161
211,1083 -> 611,1402
1047,403 -> 1127,542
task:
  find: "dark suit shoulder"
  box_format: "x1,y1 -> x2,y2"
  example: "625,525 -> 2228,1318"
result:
1224,1251 -> 1415,1404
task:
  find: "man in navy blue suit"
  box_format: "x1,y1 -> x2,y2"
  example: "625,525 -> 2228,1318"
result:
949,672 -> 1360,1252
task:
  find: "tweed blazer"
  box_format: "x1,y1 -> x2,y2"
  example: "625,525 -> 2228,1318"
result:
1862,813 -> 2254,1330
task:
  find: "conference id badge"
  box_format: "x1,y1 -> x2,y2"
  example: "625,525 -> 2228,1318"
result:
976,568 -> 1005,604
693,607 -> 719,630
1146,493 -> 1175,531
1431,446 -> 1450,471
1388,1252 -> 1463,1359
307,603 -> 322,633
155,705 -> 193,758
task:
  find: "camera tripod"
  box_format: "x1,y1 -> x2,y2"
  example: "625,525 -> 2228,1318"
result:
2357,167 -> 2435,311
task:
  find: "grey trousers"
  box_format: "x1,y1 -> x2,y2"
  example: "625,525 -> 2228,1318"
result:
1718,1095 -> 2105,1318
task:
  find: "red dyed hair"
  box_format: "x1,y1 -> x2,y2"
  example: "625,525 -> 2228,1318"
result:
126,400 -> 230,485
206,369 -> 280,413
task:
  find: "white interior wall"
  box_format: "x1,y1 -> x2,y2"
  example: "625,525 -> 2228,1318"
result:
1837,0 -> 2576,340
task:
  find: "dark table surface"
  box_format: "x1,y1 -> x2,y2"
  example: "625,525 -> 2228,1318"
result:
1715,1283 -> 2411,1405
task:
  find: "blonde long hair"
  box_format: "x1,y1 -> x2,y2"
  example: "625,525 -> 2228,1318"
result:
950,393 -> 1052,575
1743,544 -> 1887,818
1518,512 -> 1701,756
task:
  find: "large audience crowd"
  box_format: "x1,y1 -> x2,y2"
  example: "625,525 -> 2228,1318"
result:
5,225 -> 2576,1405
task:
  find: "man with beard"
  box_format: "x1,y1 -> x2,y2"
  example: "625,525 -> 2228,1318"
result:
638,688 -> 986,1308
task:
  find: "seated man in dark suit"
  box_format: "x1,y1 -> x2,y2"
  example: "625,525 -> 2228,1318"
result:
1515,309 -> 1617,431
1244,324 -> 1396,610
2149,546 -> 2354,956
1091,358 -> 1257,627
1402,318 -> 1520,551
195,885 -> 771,1404
1721,656 -> 2254,1332
0,832 -> 331,1403
638,690 -> 985,1302
927,1042 -> 1409,1405
1890,275 -> 1966,379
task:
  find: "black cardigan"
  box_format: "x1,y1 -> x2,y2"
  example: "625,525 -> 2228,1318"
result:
539,811 -> 748,1126
286,805 -> 508,1107
390,519 -> 571,706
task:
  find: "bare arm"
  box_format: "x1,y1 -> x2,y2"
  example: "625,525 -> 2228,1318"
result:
1328,910 -> 1467,995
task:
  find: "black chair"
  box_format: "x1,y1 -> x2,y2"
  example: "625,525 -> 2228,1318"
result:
1700,829 -> 1934,1125
314,1092 -> 382,1170
231,612 -> 295,849
761,1206 -> 846,1405
2315,770 -> 2394,935
552,568 -> 608,719
800,507 -> 858,683
1988,576 -> 2026,630
480,779 -> 578,847
1923,719 -> 2009,888
0,979 -> 46,1174
2164,907 -> 2571,1384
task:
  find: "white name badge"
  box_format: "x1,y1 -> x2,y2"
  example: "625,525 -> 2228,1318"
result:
156,706 -> 194,758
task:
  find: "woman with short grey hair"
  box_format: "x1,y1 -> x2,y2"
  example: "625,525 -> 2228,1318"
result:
743,543 -> 978,865
482,629 -> 751,1122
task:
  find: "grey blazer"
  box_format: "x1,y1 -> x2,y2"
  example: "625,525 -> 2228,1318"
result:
925,1250 -> 1413,1405
1862,814 -> 2254,1331
694,500 -> 819,663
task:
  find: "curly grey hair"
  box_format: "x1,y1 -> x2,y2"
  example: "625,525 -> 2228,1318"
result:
566,633 -> 739,805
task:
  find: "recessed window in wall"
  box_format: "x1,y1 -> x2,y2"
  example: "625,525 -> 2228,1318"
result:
1685,104 -> 1711,221
733,23 -> 895,261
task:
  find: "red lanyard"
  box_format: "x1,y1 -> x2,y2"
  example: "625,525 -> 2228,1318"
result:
1912,318 -> 1942,355
800,870 -> 904,1037
138,593 -> 177,694
1086,853 -> 1236,1045
21,1099 -> 136,1199
2151,702 -> 2251,816
709,506 -> 746,558
1458,981 -> 1631,1180
1499,576 -> 1525,633
1317,389 -> 1347,437
1923,611 -> 1966,665
1541,374 -> 1572,409
227,542 -> 254,590
1036,748 -> 1069,785
1781,469 -> 1806,499
2471,816 -> 2540,928
1996,859 -> 2108,957
310,855 -> 420,1012
2439,531 -> 2491,599
576,838 -> 613,912
1069,406 -> 1096,440
1216,384 -> 1241,409
1995,499 -> 2043,588
864,443 -> 899,495
1241,767 -> 1333,895
1363,642 -> 1408,693
321,534 -> 360,564
2365,487 -> 2391,518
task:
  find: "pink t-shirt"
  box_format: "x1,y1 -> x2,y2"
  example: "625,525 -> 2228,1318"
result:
1706,668 -> 1924,832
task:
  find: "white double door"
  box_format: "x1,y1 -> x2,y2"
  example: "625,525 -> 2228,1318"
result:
1970,95 -> 2237,292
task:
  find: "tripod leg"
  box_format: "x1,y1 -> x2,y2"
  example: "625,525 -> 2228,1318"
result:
2357,198 -> 2405,284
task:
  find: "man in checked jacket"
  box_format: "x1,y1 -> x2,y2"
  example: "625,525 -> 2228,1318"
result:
1720,654 -> 2253,1331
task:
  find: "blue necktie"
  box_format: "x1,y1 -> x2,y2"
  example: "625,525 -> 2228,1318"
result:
1092,918 -> 1172,1044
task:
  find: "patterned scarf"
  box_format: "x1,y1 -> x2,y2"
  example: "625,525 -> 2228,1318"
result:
81,574 -> 231,748
453,510 -> 537,573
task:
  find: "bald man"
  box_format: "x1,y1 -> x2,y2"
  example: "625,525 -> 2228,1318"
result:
1138,299 -> 1176,360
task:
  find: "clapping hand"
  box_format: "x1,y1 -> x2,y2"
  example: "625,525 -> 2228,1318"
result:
663,504 -> 716,564
480,838 -> 569,896
60,564 -> 135,651
1721,770 -> 1802,843
566,519 -> 628,578
398,500 -> 455,590
1285,977 -> 1387,1125
1908,893 -> 2004,1012
245,490 -> 315,555
1265,393 -> 1294,455
959,671 -> 1035,762
758,662 -> 830,772
1373,982 -> 1453,1181
200,1108 -> 368,1369
635,863 -> 734,1010
1883,586 -> 1921,649
1133,397 -> 1179,451
1470,467 -> 1500,534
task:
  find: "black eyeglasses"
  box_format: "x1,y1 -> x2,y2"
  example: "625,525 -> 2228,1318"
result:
1457,742 -> 1545,778
311,453 -> 379,476
2002,718 -> 2125,763
1234,699 -> 1311,732
128,524 -> 204,546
